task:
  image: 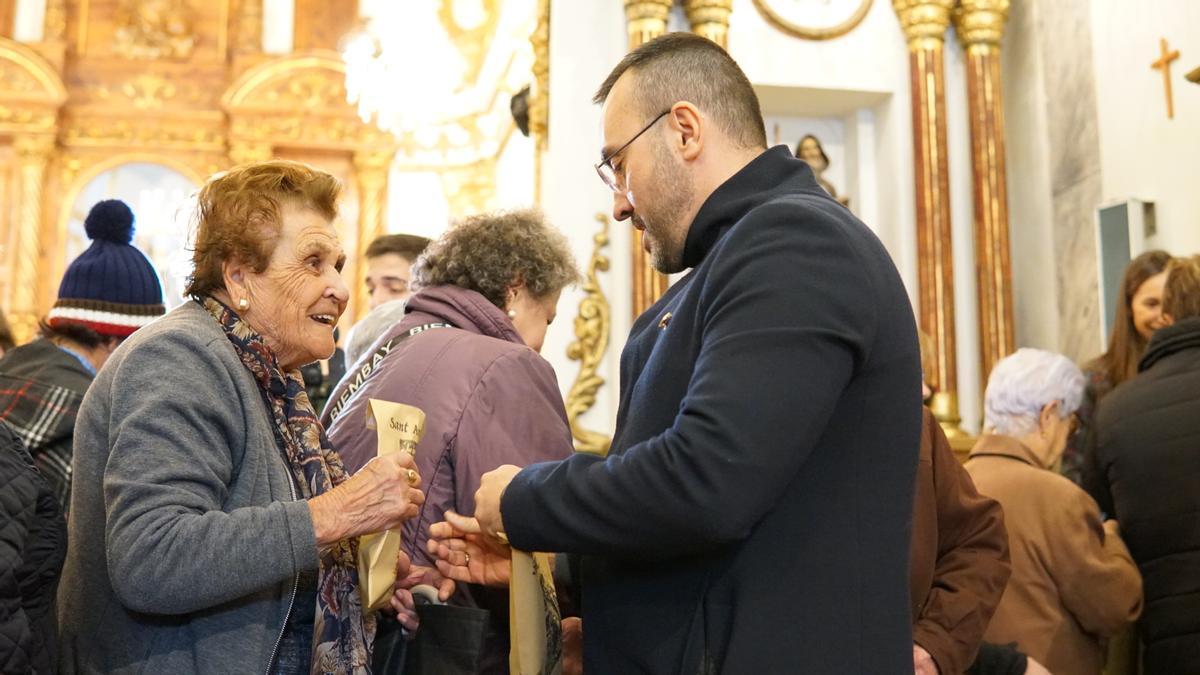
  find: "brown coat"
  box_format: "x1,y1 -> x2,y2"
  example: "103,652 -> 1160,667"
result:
910,409 -> 1011,675
965,435 -> 1143,675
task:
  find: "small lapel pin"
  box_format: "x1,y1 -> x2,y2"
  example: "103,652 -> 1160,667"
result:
658,312 -> 672,329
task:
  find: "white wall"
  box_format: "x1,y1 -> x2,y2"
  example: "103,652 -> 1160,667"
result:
1090,0 -> 1200,256
13,0 -> 44,42
1001,0 -> 1061,353
539,0 -> 630,437
262,0 -> 295,54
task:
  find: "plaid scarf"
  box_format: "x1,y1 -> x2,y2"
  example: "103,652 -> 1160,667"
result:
202,297 -> 374,674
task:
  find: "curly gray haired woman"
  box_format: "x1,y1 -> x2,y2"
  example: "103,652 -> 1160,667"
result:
323,208 -> 579,673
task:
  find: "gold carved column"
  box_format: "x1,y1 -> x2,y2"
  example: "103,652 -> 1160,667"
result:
9,135 -> 55,345
956,0 -> 1013,381
530,0 -> 550,205
893,0 -> 964,436
684,0 -> 733,48
624,0 -> 672,318
353,150 -> 393,321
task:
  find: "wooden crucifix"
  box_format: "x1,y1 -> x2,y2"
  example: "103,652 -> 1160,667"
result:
1151,38 -> 1180,119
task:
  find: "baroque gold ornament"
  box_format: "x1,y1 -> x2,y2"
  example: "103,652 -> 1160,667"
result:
112,0 -> 197,61
565,214 -> 614,456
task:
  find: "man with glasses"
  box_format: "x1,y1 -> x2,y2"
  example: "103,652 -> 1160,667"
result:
453,32 -> 923,673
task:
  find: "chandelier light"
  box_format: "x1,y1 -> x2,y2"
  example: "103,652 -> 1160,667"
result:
341,0 -> 535,166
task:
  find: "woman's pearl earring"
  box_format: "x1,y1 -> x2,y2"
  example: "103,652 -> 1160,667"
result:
507,309 -> 517,319
238,298 -> 249,311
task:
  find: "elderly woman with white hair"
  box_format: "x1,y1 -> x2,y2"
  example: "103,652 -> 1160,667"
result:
964,348 -> 1143,675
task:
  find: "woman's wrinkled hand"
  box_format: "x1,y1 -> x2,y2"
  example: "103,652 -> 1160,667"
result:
309,452 -> 425,546
426,510 -> 512,588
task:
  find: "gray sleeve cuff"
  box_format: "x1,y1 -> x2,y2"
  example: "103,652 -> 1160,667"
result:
282,499 -> 320,574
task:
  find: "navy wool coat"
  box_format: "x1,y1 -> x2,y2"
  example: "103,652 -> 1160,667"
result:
503,146 -> 924,673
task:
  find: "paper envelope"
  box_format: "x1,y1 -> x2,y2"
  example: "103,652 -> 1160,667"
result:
357,398 -> 425,612
509,549 -> 562,675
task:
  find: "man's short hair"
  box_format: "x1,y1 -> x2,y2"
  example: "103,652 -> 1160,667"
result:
593,32 -> 767,150
1164,254 -> 1200,321
364,234 -> 432,264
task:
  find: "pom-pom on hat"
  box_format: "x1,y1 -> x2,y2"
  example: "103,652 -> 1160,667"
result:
46,199 -> 166,338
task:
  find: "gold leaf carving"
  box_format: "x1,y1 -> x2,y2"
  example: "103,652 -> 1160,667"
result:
0,106 -> 56,129
95,74 -> 180,110
63,118 -> 223,148
113,0 -> 197,61
565,213 -> 613,455
260,71 -> 346,110
0,61 -> 43,95
230,115 -> 392,148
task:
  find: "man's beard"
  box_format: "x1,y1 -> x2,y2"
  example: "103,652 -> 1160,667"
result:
639,143 -> 694,275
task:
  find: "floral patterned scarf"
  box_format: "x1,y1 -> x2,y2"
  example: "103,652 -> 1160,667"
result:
202,297 -> 374,674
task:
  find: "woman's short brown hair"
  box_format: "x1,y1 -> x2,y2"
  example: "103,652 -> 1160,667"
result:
412,209 -> 578,309
186,160 -> 340,298
1164,254 -> 1200,322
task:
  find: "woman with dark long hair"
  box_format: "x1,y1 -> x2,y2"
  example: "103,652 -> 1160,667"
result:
1061,250 -> 1172,483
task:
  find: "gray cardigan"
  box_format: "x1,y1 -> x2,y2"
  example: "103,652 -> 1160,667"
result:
57,301 -> 320,674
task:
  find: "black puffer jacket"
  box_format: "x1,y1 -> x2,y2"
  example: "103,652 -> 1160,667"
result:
1086,317 -> 1200,674
0,420 -> 67,674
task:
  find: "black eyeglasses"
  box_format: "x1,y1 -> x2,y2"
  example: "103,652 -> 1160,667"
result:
594,109 -> 671,192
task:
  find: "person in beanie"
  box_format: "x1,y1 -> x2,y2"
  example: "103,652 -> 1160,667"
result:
0,199 -> 165,512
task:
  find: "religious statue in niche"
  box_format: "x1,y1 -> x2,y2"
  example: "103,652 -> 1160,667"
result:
795,134 -> 850,208
113,0 -> 196,61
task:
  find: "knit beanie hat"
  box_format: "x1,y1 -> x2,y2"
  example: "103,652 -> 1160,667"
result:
46,199 -> 166,338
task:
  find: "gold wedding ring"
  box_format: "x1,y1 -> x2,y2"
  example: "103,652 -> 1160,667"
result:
464,553 -> 471,566
406,468 -> 418,485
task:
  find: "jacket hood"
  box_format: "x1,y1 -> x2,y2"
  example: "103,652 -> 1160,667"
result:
404,285 -> 524,346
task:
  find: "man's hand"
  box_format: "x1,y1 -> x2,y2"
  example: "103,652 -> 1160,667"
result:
913,644 -> 940,675
562,617 -> 583,675
1104,518 -> 1121,537
427,510 -> 512,587
474,464 -> 522,541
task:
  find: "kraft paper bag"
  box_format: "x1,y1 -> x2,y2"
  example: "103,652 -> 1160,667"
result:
357,398 -> 425,612
509,549 -> 562,675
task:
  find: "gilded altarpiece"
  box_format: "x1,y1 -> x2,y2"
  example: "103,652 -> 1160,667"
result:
0,0 -> 391,344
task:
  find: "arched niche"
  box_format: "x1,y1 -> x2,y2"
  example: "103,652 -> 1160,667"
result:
60,158 -> 201,310
0,37 -> 67,130
221,49 -> 394,156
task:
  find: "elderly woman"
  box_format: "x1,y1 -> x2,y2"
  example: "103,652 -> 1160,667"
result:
57,161 -> 426,675
964,348 -> 1143,675
323,209 -> 578,674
